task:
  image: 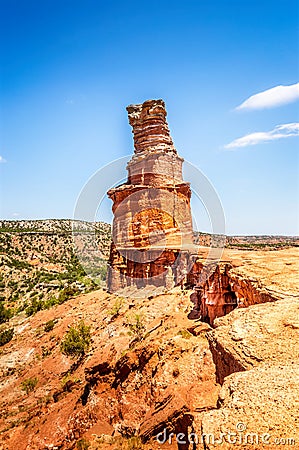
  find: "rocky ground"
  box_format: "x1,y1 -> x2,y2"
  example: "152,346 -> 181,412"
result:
0,288 -> 219,450
203,296 -> 299,449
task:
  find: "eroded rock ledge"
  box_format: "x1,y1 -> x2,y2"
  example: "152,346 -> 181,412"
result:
201,296 -> 299,449
189,262 -> 281,326
207,296 -> 299,382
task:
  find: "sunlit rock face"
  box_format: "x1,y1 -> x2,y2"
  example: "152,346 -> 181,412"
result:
107,99 -> 194,295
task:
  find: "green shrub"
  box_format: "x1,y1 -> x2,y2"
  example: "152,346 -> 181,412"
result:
177,329 -> 192,339
76,438 -> 90,450
61,373 -> 80,389
0,328 -> 14,346
127,313 -> 146,342
57,286 -> 80,304
44,319 -> 55,332
21,377 -> 38,394
25,298 -> 43,317
44,296 -> 59,309
60,320 -> 91,359
0,302 -> 12,324
108,298 -> 123,317
9,258 -> 31,270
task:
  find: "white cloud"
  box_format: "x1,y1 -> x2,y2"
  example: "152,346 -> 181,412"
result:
236,83 -> 299,110
0,155 -> 6,163
224,123 -> 299,149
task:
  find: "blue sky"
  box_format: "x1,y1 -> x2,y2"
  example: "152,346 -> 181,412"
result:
0,0 -> 298,235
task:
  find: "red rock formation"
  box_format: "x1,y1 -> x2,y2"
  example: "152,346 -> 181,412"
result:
188,265 -> 238,325
188,262 -> 282,326
202,297 -> 299,449
107,99 -> 194,294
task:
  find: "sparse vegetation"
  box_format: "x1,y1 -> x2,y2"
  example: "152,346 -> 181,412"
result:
25,298 -> 43,317
60,320 -> 91,359
21,377 -> 38,394
25,285 -> 82,317
0,219 -> 111,319
61,373 -> 81,389
93,436 -> 144,449
37,395 -> 52,405
57,285 -> 80,304
126,437 -> 143,450
41,345 -> 51,358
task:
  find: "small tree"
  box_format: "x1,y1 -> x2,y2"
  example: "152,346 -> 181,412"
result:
76,438 -> 90,450
108,298 -> 123,318
60,320 -> 91,359
0,328 -> 14,346
21,377 -> 38,394
0,302 -> 12,324
25,298 -> 43,317
127,313 -> 146,342
57,285 -> 80,304
44,319 -> 55,332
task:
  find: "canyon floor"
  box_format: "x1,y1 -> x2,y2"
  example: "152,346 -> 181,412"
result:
0,247 -> 298,449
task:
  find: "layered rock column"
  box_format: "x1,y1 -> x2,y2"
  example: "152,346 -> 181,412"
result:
107,99 -> 194,294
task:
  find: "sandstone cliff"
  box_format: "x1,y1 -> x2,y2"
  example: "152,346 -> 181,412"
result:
201,297 -> 299,449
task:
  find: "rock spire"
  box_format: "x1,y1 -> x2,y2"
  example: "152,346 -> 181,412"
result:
107,99 -> 193,295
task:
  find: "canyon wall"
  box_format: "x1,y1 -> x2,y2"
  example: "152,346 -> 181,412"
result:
188,262 -> 281,326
